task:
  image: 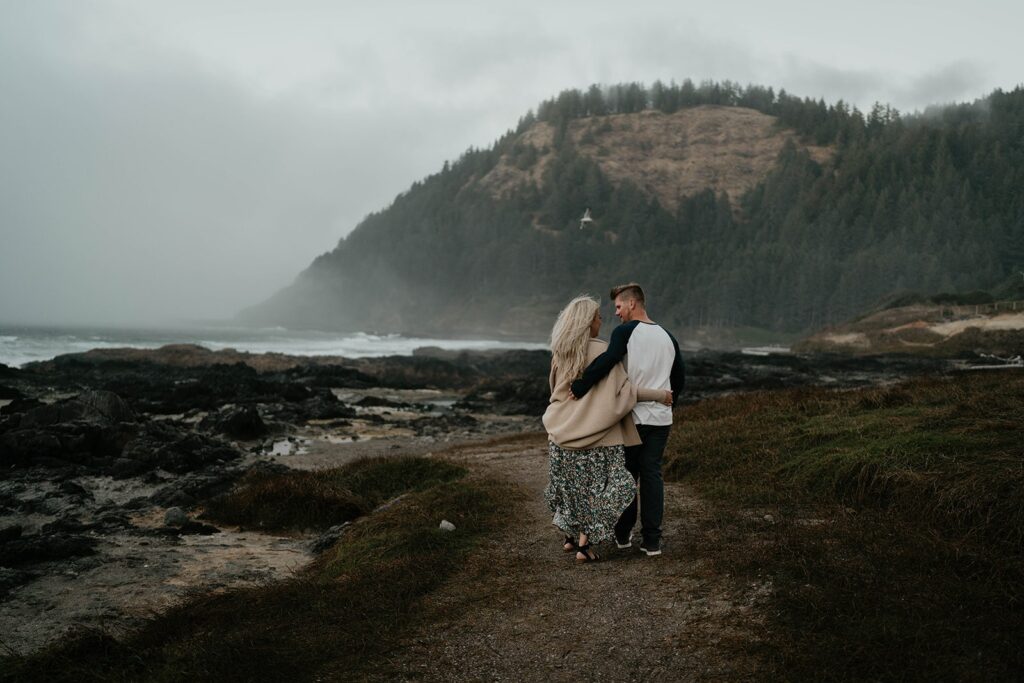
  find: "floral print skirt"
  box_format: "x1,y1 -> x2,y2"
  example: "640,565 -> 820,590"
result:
544,441 -> 636,544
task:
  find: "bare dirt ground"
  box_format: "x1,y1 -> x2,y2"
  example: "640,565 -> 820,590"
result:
479,105 -> 833,218
799,301 -> 1024,355
375,433 -> 766,682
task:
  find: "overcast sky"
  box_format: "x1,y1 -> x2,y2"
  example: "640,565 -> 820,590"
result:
1,0 -> 1021,327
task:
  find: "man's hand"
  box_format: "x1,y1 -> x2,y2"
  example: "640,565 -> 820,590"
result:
569,379 -> 586,399
661,390 -> 673,406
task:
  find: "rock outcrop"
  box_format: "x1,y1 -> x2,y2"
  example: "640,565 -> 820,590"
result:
796,301 -> 1024,356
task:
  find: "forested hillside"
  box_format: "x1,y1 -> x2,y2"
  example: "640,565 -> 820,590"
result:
239,80 -> 1024,340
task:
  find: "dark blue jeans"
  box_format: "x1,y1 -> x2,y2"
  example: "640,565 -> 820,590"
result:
614,424 -> 671,547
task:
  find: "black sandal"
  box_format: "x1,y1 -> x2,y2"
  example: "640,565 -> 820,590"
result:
575,542 -> 600,563
563,535 -> 578,552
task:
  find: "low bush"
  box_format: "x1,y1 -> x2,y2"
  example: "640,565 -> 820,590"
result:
202,456 -> 467,531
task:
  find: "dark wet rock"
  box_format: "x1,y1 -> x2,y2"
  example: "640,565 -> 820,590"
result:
58,480 -> 92,498
150,487 -> 196,508
0,532 -> 97,567
410,413 -> 478,436
0,524 -> 23,543
413,347 -> 551,378
198,405 -> 268,440
78,345 -> 543,392
278,364 -> 376,389
98,361 -> 353,419
1,430 -> 62,468
164,507 -> 189,526
30,457 -> 79,472
0,396 -> 44,416
0,384 -> 22,400
355,355 -> 481,390
302,394 -> 357,420
309,522 -> 351,554
261,390 -> 357,424
109,457 -> 149,478
122,496 -> 151,510
18,390 -> 136,428
41,518 -> 97,534
38,359 -> 263,413
0,392 -> 140,472
355,395 -> 413,409
153,520 -> 220,536
178,520 -> 219,535
150,467 -> 241,508
21,357 -> 330,416
95,512 -> 132,530
0,566 -> 36,595
141,471 -> 166,485
681,351 -> 954,400
456,376 -> 549,416
15,346 -> 558,422
119,423 -> 241,476
0,412 -> 242,476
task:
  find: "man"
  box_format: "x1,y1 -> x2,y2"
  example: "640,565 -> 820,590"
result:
570,283 -> 685,556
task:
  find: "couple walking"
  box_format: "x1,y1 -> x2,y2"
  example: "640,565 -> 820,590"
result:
543,283 -> 685,563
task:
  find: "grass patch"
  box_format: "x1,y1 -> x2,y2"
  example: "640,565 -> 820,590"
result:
2,457 -> 518,682
202,455 -> 467,531
666,370 -> 1024,680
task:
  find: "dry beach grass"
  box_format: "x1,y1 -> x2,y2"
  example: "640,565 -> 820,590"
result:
665,370 -> 1024,680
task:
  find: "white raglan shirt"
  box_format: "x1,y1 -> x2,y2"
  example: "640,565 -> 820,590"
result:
623,322 -> 676,426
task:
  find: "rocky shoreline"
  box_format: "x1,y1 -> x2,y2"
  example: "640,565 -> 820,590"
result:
0,343 -> 972,653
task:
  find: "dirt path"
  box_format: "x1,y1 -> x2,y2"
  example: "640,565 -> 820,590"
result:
374,434 -> 766,682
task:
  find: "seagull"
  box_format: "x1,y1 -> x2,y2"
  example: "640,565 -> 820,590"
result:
579,208 -> 594,230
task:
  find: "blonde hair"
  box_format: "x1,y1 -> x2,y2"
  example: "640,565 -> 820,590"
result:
550,295 -> 599,381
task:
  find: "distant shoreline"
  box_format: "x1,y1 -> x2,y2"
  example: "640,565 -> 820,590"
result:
0,324 -> 548,369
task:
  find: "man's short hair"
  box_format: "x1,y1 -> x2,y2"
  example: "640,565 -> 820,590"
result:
610,283 -> 645,306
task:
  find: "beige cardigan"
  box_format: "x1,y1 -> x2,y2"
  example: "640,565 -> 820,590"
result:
543,338 -> 662,449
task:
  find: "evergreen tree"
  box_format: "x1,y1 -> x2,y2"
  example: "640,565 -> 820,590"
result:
246,82 -> 1024,336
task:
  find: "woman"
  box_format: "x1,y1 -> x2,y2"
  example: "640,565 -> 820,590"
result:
542,295 -> 671,563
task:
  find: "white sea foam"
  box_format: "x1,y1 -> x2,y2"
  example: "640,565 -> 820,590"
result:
0,325 -> 547,368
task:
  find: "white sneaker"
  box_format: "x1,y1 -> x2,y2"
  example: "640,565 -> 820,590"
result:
615,534 -> 632,549
640,543 -> 662,556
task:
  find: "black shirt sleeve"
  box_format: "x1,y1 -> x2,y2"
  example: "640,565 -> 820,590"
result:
665,330 -> 685,408
570,322 -> 637,398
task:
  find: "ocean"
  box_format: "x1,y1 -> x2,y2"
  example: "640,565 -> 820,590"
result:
0,324 -> 549,369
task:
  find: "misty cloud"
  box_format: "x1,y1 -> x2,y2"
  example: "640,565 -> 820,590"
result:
899,61 -> 987,109
0,4 -> 518,326
1,1 -> 1019,327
